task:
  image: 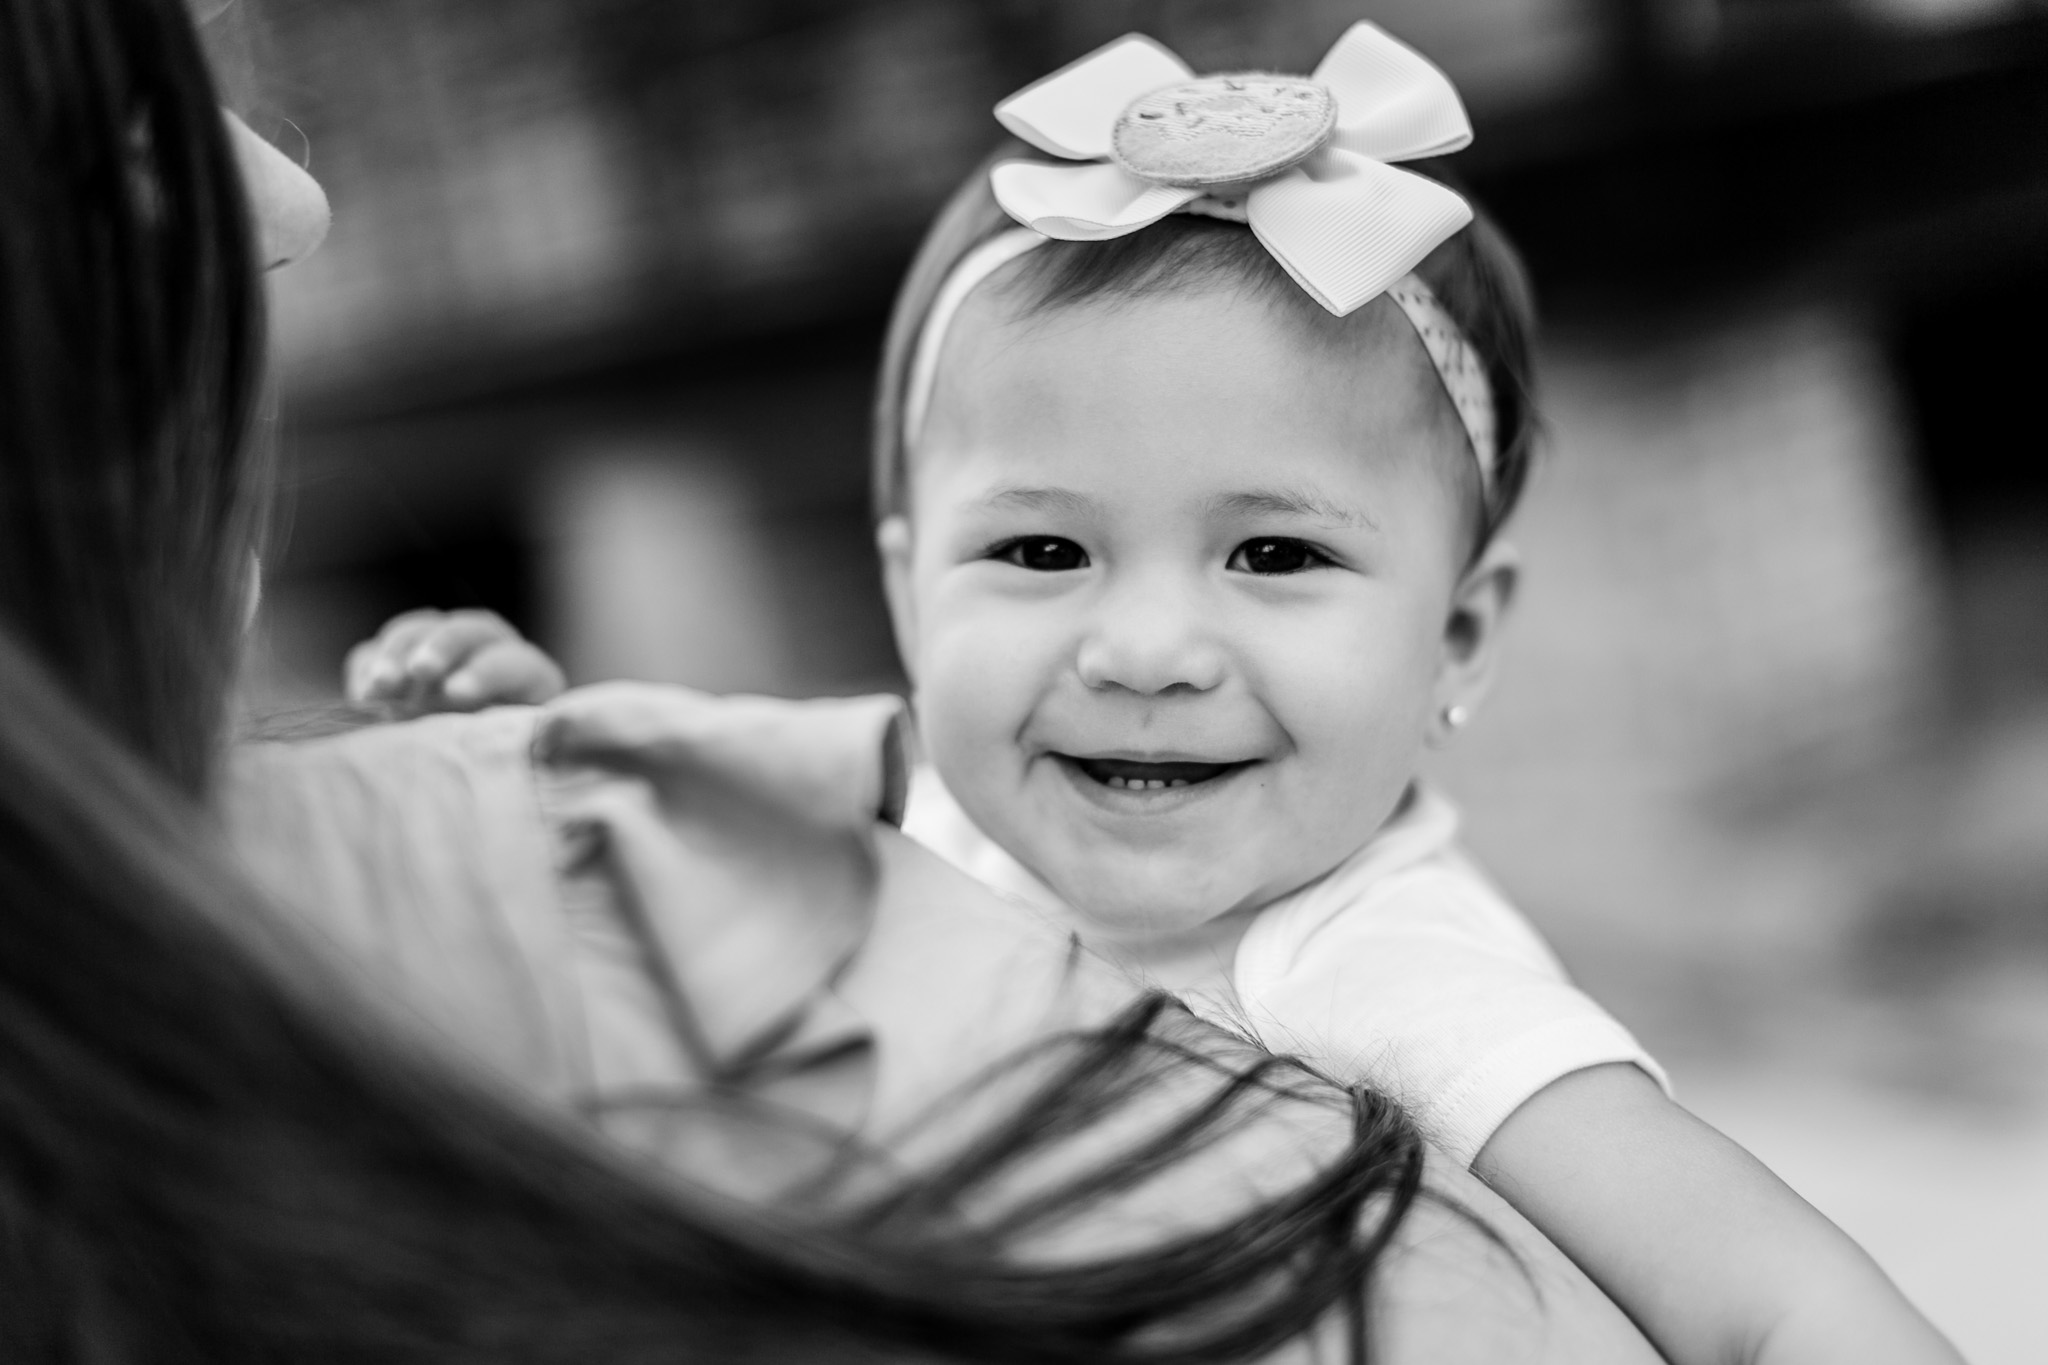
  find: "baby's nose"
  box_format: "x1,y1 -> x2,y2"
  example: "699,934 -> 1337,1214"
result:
1075,577 -> 1227,696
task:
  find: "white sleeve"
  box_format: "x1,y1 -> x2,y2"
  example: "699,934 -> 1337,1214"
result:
1228,865 -> 1669,1168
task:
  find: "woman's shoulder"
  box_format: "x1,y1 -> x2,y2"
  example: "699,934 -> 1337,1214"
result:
220,688 -> 908,1130
222,705 -> 583,1092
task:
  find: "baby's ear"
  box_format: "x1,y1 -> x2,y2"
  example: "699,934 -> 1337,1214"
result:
1447,540 -> 1519,661
875,515 -> 919,681
1430,540 -> 1519,746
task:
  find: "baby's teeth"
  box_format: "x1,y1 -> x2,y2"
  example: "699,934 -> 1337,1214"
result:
1100,772 -> 1194,790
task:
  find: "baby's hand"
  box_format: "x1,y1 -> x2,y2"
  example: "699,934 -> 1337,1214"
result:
344,608 -> 565,715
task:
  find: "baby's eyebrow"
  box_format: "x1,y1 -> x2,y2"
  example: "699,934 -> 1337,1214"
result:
1210,489 -> 1378,530
976,486 -> 1097,518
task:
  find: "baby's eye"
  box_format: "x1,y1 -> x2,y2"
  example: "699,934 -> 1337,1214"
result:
1228,537 -> 1329,575
993,536 -> 1089,572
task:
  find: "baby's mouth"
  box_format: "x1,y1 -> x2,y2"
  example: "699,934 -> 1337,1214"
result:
1061,755 -> 1248,790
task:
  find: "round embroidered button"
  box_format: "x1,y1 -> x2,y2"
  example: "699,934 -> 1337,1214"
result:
1111,74 -> 1337,189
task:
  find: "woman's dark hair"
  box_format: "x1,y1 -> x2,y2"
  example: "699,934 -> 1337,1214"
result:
874,151 -> 1539,554
0,0 -> 265,794
0,624 -> 1426,1363
0,1 -> 1438,1359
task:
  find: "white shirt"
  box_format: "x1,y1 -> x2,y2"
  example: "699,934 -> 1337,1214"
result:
904,771 -> 1668,1166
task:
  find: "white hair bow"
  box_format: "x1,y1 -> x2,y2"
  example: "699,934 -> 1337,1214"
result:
991,23 -> 1474,317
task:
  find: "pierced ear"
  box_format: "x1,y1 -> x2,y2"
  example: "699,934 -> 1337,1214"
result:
876,515 -> 919,683
1430,539 -> 1520,746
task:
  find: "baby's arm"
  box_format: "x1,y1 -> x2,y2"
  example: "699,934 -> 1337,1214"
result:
344,608 -> 565,715
1475,1064 -> 1963,1365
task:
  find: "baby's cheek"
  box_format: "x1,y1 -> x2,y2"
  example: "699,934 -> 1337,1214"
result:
1317,706 -> 1428,827
1263,617 -> 1436,825
914,613 -> 1041,772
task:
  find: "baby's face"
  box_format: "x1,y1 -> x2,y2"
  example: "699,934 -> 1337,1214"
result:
888,282 -> 1476,941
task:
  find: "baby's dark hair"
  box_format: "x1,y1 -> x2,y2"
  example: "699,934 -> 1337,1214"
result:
873,151 -> 1539,555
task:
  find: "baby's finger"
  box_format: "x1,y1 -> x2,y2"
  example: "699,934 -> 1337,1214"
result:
402,609 -> 520,683
350,609 -> 451,697
344,638 -> 392,700
441,639 -> 566,708
373,606 -> 450,645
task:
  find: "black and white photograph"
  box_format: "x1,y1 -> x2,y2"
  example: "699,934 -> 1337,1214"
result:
4,1 -> 2044,1360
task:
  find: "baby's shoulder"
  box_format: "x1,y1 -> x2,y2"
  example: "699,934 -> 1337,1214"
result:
1306,843 -> 1537,942
1243,844 -> 1564,986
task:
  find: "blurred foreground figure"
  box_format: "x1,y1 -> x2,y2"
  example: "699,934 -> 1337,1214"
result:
0,1 -> 1660,1361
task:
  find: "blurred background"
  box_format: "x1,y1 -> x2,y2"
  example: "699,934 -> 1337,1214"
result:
226,2 -> 2047,1354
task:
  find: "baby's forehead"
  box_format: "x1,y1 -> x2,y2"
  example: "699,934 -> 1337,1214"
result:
908,278 -> 1480,540
959,266 -> 1413,362
921,278 -> 1458,465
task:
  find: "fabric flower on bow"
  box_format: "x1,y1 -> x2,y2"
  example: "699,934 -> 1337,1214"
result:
991,22 -> 1474,316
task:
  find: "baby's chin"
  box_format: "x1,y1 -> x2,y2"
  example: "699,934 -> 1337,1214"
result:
1037,858 -> 1250,944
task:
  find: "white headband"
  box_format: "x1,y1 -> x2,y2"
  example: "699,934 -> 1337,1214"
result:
902,225 -> 1498,484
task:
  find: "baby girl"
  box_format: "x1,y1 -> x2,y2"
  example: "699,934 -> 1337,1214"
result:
351,24 -> 1959,1365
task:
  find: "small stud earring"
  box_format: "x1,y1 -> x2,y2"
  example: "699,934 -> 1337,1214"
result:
1442,703 -> 1471,730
